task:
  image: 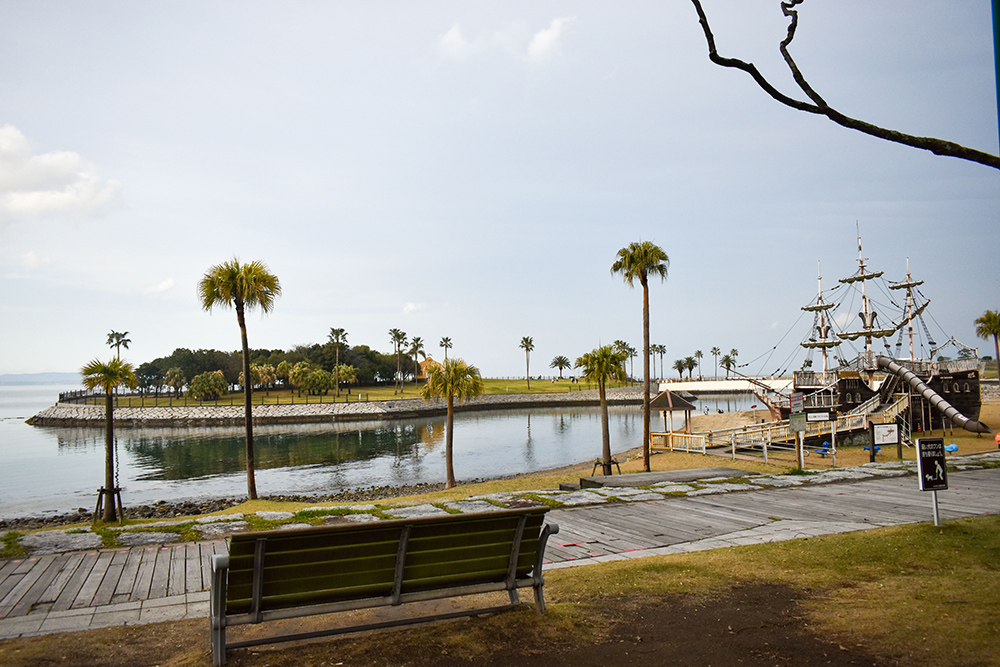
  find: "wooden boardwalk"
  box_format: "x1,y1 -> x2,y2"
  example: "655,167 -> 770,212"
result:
1,468 -> 999,630
0,541 -> 225,621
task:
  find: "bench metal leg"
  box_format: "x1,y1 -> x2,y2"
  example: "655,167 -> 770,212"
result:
210,554 -> 230,666
532,523 -> 559,612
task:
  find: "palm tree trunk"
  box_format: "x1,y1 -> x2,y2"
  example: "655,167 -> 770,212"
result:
103,390 -> 117,523
445,393 -> 456,488
641,280 -> 651,472
237,304 -> 258,500
525,352 -> 530,390
599,378 -> 612,476
334,346 -> 340,397
994,335 -> 1000,385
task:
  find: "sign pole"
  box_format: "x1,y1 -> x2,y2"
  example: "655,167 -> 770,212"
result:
931,490 -> 940,527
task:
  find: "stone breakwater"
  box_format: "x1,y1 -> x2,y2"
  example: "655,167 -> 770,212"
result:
26,386 -> 643,427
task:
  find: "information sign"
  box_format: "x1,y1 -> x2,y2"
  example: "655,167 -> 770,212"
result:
917,437 -> 948,492
806,411 -> 830,422
789,412 -> 807,433
872,423 -> 899,446
790,392 -> 804,414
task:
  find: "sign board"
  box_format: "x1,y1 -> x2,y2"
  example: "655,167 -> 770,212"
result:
789,412 -> 807,433
917,437 -> 948,492
790,392 -> 804,414
806,411 -> 831,422
872,423 -> 899,447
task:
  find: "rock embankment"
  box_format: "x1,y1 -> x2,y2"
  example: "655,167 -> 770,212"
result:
26,386 -> 643,427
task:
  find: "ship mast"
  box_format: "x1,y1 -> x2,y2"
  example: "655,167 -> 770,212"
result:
888,257 -> 928,362
800,260 -> 837,372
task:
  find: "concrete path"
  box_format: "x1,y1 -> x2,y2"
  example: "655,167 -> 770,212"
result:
2,463 -> 998,640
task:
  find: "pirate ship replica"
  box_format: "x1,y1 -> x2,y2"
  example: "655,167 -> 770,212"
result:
754,233 -> 989,435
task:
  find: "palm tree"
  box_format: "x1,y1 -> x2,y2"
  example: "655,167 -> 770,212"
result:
519,336 -> 534,390
550,355 -> 571,379
720,354 -> 735,378
694,350 -> 703,379
199,258 -> 281,500
389,328 -> 407,394
710,346 -> 721,379
165,367 -> 185,397
106,330 -> 131,360
612,240 -> 669,472
410,336 -> 426,382
81,358 -> 137,522
650,343 -> 666,381
684,355 -> 697,380
975,310 -> 1000,379
439,336 -> 453,361
729,348 -> 739,373
575,346 -> 627,476
421,358 -> 485,488
673,358 -> 686,379
328,328 -> 348,396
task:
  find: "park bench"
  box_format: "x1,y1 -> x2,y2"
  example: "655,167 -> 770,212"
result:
210,507 -> 558,666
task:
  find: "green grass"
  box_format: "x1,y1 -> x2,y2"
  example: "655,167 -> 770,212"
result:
103,377 -> 633,408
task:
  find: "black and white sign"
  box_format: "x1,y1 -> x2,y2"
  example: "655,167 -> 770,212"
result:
917,437 -> 948,492
872,423 -> 899,447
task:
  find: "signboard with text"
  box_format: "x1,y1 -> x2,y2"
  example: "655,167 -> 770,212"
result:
789,412 -> 807,433
917,437 -> 948,492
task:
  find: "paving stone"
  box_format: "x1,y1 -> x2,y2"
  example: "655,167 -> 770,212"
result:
618,492 -> 667,502
443,500 -> 506,514
116,531 -> 180,547
649,482 -> 695,492
810,470 -> 874,483
686,483 -> 759,495
255,511 -> 295,521
547,491 -> 606,506
195,513 -> 245,524
333,513 -> 380,523
195,521 -> 248,538
275,523 -> 312,530
750,477 -> 802,487
382,504 -> 451,519
862,468 -> 909,477
19,529 -> 103,555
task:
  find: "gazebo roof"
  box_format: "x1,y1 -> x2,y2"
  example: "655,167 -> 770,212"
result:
649,389 -> 697,412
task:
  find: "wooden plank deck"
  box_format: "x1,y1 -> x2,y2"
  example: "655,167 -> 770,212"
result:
2,468 -> 999,620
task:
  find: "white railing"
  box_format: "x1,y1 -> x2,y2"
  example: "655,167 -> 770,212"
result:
651,432 -> 707,454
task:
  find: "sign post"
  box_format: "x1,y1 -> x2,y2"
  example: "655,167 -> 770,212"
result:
870,422 -> 900,463
789,393 -> 806,469
917,437 -> 948,526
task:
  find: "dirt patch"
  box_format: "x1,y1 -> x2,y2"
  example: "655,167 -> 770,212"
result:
0,584 -> 896,667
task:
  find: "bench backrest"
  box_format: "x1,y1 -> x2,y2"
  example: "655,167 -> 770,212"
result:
225,507 -> 549,615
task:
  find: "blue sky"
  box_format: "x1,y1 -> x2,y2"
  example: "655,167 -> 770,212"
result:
1,1 -> 998,378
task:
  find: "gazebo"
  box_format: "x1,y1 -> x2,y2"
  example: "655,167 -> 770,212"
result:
649,389 -> 703,452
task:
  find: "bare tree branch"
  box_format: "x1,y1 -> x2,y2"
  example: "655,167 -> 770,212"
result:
690,0 -> 1000,170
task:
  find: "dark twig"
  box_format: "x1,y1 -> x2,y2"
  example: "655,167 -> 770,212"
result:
690,0 -> 1000,170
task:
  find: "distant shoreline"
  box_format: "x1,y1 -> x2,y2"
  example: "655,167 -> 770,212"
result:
26,386 -> 645,427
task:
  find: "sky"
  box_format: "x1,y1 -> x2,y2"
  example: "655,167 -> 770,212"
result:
1,0 -> 998,379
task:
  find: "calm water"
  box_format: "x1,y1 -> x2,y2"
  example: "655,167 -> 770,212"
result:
0,385 -> 646,519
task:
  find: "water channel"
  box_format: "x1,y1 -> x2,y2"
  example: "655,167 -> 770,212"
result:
0,385 -> 754,519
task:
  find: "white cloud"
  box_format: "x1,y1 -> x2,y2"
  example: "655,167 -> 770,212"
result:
0,125 -> 120,222
438,17 -> 574,66
20,251 -> 50,269
143,278 -> 176,295
527,17 -> 574,66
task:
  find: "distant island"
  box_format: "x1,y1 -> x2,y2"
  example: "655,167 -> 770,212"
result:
0,372 -> 81,386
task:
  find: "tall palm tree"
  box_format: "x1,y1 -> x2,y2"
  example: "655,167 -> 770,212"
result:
710,346 -> 721,379
519,336 -> 534,390
106,330 -> 131,360
421,358 -> 485,488
611,240 -> 669,472
81,357 -> 137,522
439,336 -> 453,361
720,354 -> 735,378
729,348 -> 739,373
673,358 -> 687,379
410,336 -> 426,382
684,355 -> 697,380
694,350 -> 703,379
651,343 -> 666,381
389,328 -> 407,394
575,346 -> 627,476
199,258 -> 281,500
975,310 -> 1000,379
550,355 -> 571,379
328,328 -> 348,396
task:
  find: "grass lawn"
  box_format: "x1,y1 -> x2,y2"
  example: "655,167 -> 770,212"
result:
3,514 -> 997,666
108,377 -> 627,407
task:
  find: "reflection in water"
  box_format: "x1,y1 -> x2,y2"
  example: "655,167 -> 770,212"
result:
6,405 -> 643,518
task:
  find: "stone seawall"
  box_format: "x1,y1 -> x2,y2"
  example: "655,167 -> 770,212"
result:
26,386 -> 644,427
